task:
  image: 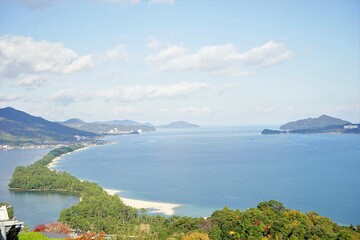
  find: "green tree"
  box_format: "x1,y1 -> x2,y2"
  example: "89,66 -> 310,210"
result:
18,232 -> 49,240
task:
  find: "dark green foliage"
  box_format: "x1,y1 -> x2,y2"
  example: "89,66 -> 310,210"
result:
9,145 -> 84,193
59,181 -> 138,233
206,203 -> 359,240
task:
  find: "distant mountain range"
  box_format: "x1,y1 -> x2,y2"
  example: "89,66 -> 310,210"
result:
0,107 -> 97,144
0,107 -> 201,145
157,121 -> 199,128
262,115 -> 359,135
61,119 -> 156,134
99,120 -> 141,126
61,119 -> 199,131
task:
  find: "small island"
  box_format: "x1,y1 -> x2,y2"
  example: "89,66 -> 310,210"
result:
157,121 -> 200,129
262,115 -> 359,135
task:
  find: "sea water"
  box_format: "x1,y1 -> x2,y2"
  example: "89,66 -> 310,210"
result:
53,127 -> 360,225
0,149 -> 79,228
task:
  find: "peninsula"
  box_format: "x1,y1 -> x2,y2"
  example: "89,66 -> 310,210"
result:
8,146 -> 360,239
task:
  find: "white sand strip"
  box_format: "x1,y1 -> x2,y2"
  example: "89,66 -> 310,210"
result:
104,188 -> 182,215
47,146 -> 91,170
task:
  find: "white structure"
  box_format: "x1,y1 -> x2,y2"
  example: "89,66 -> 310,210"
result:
0,206 -> 23,240
344,125 -> 358,129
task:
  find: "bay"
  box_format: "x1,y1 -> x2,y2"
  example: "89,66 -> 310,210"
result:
0,148 -> 79,229
53,127 -> 360,225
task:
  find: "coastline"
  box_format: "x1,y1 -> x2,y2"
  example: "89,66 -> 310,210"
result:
47,145 -> 92,170
104,189 -> 183,215
46,145 -> 182,216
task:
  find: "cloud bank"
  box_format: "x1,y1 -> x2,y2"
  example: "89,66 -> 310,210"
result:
51,82 -> 214,106
0,35 -> 93,86
146,41 -> 293,76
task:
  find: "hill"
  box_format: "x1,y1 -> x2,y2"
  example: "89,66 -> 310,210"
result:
62,121 -> 155,134
100,119 -> 141,125
0,107 -> 97,144
262,115 -> 359,135
158,121 -> 199,128
61,118 -> 85,125
280,114 -> 351,130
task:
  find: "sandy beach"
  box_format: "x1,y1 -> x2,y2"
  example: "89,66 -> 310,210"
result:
104,189 -> 182,215
47,146 -> 91,170
46,147 -> 182,215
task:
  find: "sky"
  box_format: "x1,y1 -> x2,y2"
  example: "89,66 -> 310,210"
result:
0,0 -> 359,125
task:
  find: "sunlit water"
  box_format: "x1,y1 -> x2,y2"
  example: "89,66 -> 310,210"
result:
53,127 -> 360,225
1,127 -> 359,227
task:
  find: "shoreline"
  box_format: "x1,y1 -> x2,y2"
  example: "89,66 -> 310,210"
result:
45,145 -> 183,216
104,189 -> 183,215
47,145 -> 92,170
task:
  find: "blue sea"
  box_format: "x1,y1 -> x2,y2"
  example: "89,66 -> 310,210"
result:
1,126 -> 359,227
54,127 -> 360,225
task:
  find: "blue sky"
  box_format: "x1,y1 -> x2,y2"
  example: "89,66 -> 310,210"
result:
0,0 -> 359,125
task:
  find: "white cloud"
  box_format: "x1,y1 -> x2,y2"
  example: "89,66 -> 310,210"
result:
230,41 -> 293,67
112,106 -> 140,115
50,82 -> 233,106
12,75 -> 47,88
95,81 -> 211,101
149,0 -> 174,5
146,41 -> 293,76
146,45 -> 187,63
104,44 -> 129,61
101,0 -> 174,4
178,106 -> 212,115
103,0 -> 140,4
18,0 -> 55,10
0,94 -> 25,102
52,89 -> 78,106
0,35 -> 93,79
52,89 -> 93,106
146,35 -> 160,49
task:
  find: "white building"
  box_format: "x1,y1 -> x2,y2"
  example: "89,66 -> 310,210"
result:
0,206 -> 23,240
344,125 -> 358,129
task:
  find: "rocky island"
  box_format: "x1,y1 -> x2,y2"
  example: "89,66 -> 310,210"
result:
262,115 -> 359,135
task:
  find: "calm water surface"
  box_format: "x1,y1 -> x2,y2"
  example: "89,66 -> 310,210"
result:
0,148 -> 79,228
53,127 -> 360,225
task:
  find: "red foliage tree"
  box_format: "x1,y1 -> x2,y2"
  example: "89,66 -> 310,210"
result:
33,222 -> 70,234
33,224 -> 46,232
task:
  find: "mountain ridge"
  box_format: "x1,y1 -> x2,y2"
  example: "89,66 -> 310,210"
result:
0,107 -> 97,144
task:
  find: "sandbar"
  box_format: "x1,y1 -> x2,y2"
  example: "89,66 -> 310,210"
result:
47,146 -> 90,170
104,188 -> 182,215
